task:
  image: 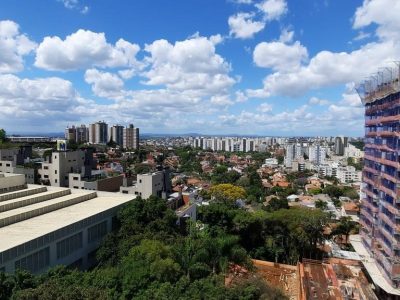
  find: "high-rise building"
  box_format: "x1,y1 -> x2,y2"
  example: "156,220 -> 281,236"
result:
65,125 -> 89,144
123,124 -> 139,150
334,136 -> 348,156
356,65 -> 400,290
109,125 -> 124,146
89,121 -> 108,145
309,145 -> 326,165
65,126 -> 76,142
76,125 -> 89,144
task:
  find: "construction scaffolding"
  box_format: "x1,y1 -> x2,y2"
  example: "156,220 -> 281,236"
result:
356,63 -> 400,104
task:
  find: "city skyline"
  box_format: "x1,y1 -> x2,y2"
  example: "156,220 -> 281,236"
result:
0,0 -> 399,136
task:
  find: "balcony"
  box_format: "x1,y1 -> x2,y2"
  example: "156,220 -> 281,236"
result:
364,154 -> 399,169
381,201 -> 399,216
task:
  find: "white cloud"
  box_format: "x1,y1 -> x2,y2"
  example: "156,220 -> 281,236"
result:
309,97 -> 330,106
210,95 -> 234,106
143,35 -> 236,94
254,40 -> 399,97
245,88 -> 270,99
59,0 -> 89,14
228,12 -> 265,39
35,29 -> 141,71
279,28 -> 294,43
235,90 -> 248,102
253,41 -> 308,71
0,20 -> 36,73
353,0 -> 400,41
0,74 -> 92,128
256,0 -> 288,21
84,68 -> 124,98
353,31 -> 371,41
258,103 -> 273,112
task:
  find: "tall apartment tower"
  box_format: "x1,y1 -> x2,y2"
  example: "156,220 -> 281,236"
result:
123,124 -> 139,150
65,126 -> 76,142
334,136 -> 348,156
76,125 -> 89,144
65,125 -> 89,144
109,125 -> 124,146
357,65 -> 400,288
89,121 -> 108,144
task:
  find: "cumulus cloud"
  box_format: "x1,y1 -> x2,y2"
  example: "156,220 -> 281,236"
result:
0,74 -> 88,128
253,41 -> 308,71
353,0 -> 400,41
210,95 -> 234,106
256,0 -> 288,21
35,29 -> 141,71
84,68 -> 124,98
228,12 -> 265,39
0,20 -> 36,73
259,40 -> 398,97
143,35 -> 236,94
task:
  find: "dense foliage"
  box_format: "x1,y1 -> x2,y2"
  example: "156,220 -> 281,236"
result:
1,196 -> 289,299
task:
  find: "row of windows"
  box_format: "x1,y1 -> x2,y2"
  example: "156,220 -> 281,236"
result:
56,232 -> 83,259
15,247 -> 50,273
88,221 -> 108,243
0,207 -> 120,265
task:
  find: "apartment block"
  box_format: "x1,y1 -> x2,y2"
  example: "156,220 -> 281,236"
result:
120,168 -> 172,199
89,121 -> 108,145
123,124 -> 139,150
356,65 -> 400,291
109,125 -> 124,146
38,149 -> 94,187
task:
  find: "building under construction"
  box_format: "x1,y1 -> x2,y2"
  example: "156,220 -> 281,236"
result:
356,64 -> 400,292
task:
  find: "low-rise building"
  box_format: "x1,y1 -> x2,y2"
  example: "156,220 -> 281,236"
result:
0,173 -> 135,274
120,168 -> 172,199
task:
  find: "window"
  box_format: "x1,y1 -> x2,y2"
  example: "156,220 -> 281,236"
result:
56,232 -> 83,259
0,163 -> 2,166
44,175 -> 49,179
55,170 -> 57,174
73,177 -> 79,180
44,166 -> 48,170
122,190 -> 128,194
15,247 -> 50,273
88,221 -> 108,243
6,164 -> 10,167
55,179 -> 57,183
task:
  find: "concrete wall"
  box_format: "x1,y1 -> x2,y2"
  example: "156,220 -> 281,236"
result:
0,216 -> 113,274
0,173 -> 26,193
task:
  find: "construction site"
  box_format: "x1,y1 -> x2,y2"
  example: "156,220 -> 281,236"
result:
226,257 -> 378,300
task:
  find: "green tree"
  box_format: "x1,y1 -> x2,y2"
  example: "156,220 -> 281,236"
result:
315,199 -> 328,210
0,129 -> 6,143
332,216 -> 358,244
265,197 -> 289,212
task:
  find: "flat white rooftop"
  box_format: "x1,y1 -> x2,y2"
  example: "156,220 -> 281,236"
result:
0,185 -> 135,253
350,235 -> 400,296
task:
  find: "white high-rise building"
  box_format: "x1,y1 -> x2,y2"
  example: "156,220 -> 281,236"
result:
109,125 -> 124,146
309,145 -> 326,165
89,121 -> 108,145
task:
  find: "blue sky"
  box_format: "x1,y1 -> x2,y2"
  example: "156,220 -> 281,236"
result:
0,0 -> 399,136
